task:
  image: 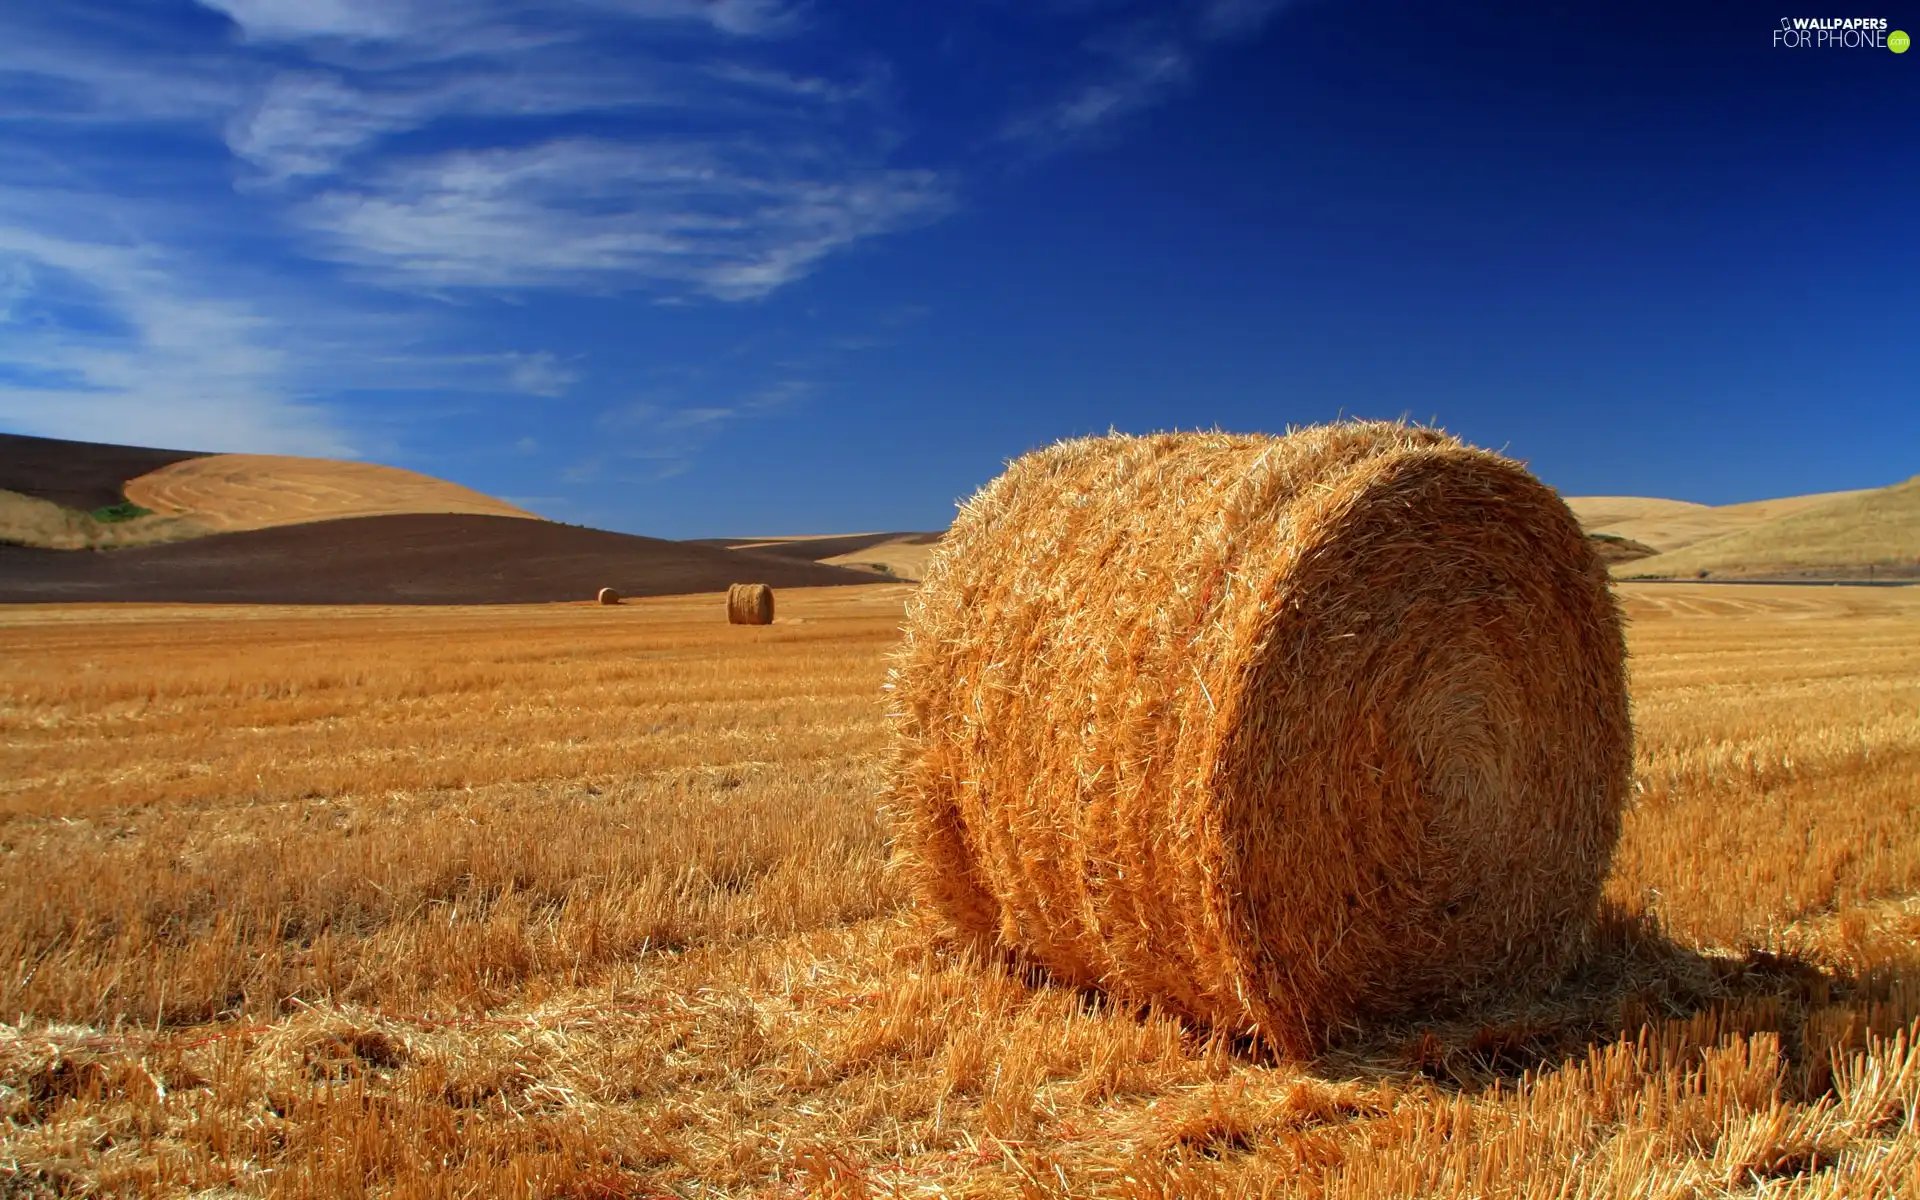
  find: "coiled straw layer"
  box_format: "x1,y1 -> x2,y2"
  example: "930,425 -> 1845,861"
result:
885,421 -> 1631,1057
727,583 -> 774,625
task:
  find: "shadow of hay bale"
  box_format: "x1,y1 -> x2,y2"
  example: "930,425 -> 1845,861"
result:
1304,903 -> 1912,1099
933,895 -> 1912,1112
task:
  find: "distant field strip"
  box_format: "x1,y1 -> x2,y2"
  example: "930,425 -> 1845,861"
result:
1,582 -> 1917,1196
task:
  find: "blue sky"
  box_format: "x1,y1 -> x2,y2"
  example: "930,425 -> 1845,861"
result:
1,1 -> 1914,537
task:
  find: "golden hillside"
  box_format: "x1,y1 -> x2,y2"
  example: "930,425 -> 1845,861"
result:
123,454 -> 537,532
1565,489 -> 1872,554
724,485 -> 1898,585
1621,475 -> 1920,579
700,532 -> 945,581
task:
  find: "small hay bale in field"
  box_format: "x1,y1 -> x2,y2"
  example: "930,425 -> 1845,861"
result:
596,587 -> 621,605
727,582 -> 774,625
884,421 -> 1631,1058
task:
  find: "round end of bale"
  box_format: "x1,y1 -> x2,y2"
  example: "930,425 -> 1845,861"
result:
727,582 -> 774,625
596,587 -> 621,606
884,421 -> 1630,1058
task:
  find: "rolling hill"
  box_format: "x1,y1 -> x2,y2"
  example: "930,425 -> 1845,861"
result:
5,431 -> 1907,596
1564,489 -> 1873,557
0,434 -> 544,551
691,532 -> 945,581
123,453 -> 536,531
714,478 -> 1917,584
0,433 -> 885,604
0,432 -> 219,551
0,432 -> 208,509
0,514 -> 881,605
1617,475 -> 1920,580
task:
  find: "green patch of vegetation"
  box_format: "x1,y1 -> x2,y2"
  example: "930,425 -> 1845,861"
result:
90,501 -> 153,524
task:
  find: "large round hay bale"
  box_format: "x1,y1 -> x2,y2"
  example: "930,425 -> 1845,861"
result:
885,421 -> 1630,1057
727,582 -> 774,625
596,587 -> 621,605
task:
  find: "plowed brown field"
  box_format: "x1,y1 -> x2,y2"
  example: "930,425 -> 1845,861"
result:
0,513 -> 886,604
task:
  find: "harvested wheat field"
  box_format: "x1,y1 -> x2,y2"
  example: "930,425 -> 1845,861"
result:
3,582 -> 1920,1197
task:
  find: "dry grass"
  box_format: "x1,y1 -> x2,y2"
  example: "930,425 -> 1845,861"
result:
2,581 -> 1918,1196
888,424 -> 1631,1058
0,488 -> 211,551
598,587 -> 622,606
122,454 -> 536,533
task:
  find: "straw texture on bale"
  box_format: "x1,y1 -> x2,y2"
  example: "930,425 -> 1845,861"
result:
885,421 -> 1631,1057
596,587 -> 621,606
727,582 -> 774,625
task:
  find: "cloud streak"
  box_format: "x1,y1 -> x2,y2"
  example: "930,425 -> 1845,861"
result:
1005,0 -> 1297,150
197,0 -> 939,300
0,0 -> 1310,471
300,139 -> 950,298
197,0 -> 803,49
0,211 -> 354,456
503,351 -> 579,397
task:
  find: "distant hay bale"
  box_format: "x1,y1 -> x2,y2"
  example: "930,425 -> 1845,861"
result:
596,587 -> 621,605
884,421 -> 1631,1058
727,582 -> 774,625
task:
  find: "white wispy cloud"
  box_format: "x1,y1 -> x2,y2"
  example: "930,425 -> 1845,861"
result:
0,0 -> 1313,477
0,13 -> 249,126
1197,0 -> 1294,39
8,0 -> 1294,324
299,139 -> 949,298
8,2 -> 919,305
1006,0 -> 1296,149
226,72 -> 425,181
188,0 -> 939,300
0,215 -> 353,456
196,0 -> 803,53
0,259 -> 30,324
201,0 -> 418,44
503,351 -> 579,397
0,183 -> 582,453
578,370 -> 809,480
1017,36 -> 1193,143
